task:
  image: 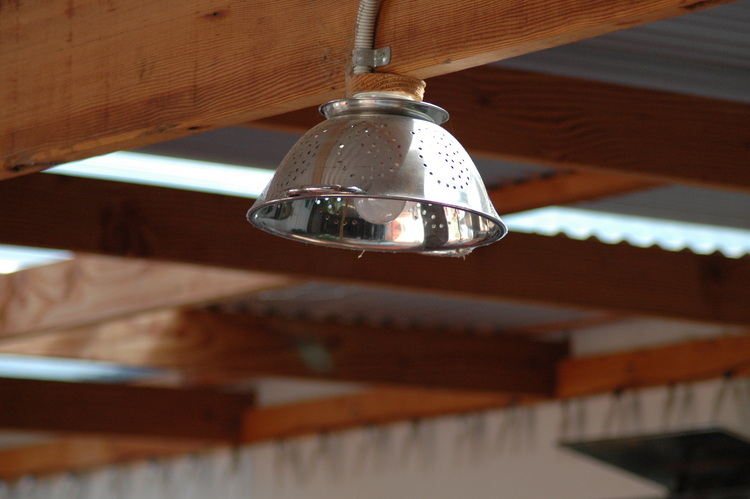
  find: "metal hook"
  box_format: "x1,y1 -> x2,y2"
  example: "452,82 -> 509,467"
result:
560,399 -> 571,439
456,412 -> 488,460
496,402 -> 522,451
399,419 -> 424,462
660,384 -> 677,428
603,388 -> 625,435
711,372 -> 734,422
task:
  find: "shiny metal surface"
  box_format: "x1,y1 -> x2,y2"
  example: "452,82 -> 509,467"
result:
247,97 -> 506,254
320,97 -> 449,124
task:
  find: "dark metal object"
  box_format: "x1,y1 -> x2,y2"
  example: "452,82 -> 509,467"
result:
560,428 -> 750,498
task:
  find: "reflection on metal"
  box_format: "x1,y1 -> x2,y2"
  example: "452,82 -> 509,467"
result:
247,96 -> 505,255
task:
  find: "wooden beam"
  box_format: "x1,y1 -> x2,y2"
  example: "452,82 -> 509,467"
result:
0,309 -> 567,396
502,313 -> 625,337
183,310 -> 566,396
0,378 -> 253,441
488,171 -> 655,215
9,309 -> 750,401
6,333 -> 750,480
0,437 -> 211,481
6,332 -> 750,479
558,333 -> 750,398
1,175 -> 748,324
1,0 -> 736,179
0,387 -> 522,480
242,387 -> 523,443
252,66 -> 750,191
0,254 -> 293,337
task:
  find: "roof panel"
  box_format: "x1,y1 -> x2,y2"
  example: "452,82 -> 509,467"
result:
229,281 -> 601,333
497,0 -> 750,102
577,185 -> 750,230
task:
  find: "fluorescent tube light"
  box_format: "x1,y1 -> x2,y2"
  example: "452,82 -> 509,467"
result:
46,151 -> 275,198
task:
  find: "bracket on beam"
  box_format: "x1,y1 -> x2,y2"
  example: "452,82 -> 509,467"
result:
352,46 -> 391,68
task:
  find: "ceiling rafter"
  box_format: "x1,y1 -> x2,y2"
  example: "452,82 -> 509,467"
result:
0,254 -> 293,337
558,332 -> 750,398
0,387 -> 520,481
0,377 -> 254,441
242,387 -> 522,442
490,171 -> 654,214
1,174 -> 748,324
0,0 -> 737,179
0,309 -> 567,396
3,331 -> 750,480
0,437 -> 212,482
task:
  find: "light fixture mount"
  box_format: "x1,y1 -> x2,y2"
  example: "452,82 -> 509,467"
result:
246,0 -> 506,256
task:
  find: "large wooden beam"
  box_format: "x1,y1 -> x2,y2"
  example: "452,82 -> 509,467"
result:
0,309 -> 566,396
12,330 -> 750,479
12,309 -> 749,402
6,332 -> 750,479
5,333 -> 750,480
492,172 -> 652,214
558,333 -> 750,398
1,175 -> 748,324
0,387 -> 520,481
183,310 -> 566,396
0,254 -> 293,337
242,387 -> 521,443
1,0 -> 735,179
0,377 -> 253,441
253,66 -> 750,191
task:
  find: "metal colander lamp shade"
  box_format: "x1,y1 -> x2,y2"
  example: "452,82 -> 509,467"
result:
247,95 -> 506,255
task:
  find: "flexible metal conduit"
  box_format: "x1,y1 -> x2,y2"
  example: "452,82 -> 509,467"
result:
352,0 -> 380,74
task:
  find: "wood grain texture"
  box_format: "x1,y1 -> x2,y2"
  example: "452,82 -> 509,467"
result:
558,333 -> 750,398
377,0 -> 738,79
0,310 -> 184,362
253,66 -> 749,191
1,174 -> 748,324
0,309 -> 566,396
0,254 -> 293,337
1,0 -> 736,179
436,66 -> 750,191
0,377 -> 253,441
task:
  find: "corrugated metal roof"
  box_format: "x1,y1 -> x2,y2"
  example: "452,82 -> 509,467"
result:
498,0 -> 750,102
228,281 -> 601,333
577,185 -> 750,230
138,126 -> 298,170
505,206 -> 750,257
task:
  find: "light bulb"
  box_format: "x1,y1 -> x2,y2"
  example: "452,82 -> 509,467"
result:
354,197 -> 407,225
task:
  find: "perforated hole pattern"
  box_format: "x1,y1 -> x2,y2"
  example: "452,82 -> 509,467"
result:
272,114 -> 475,198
